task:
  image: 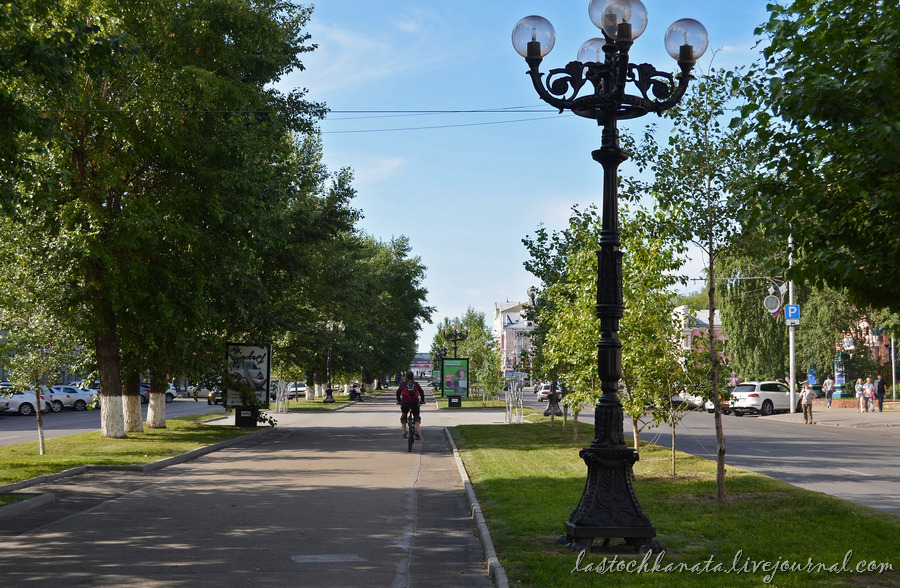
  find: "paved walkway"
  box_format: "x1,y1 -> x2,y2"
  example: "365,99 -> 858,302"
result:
0,390 -> 508,587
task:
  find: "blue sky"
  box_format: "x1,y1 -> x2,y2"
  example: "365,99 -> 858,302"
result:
274,1 -> 772,351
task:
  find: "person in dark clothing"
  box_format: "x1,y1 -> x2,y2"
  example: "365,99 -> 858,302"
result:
875,374 -> 887,412
397,371 -> 425,439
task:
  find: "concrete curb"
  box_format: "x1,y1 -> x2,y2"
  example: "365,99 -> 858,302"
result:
444,427 -> 509,588
0,425 -> 276,495
0,492 -> 55,521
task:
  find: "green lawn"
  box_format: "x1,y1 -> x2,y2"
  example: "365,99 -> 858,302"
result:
451,418 -> 900,587
435,394 -> 505,409
0,413 -> 250,486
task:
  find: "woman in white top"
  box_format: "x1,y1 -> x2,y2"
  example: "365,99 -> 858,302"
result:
855,378 -> 865,412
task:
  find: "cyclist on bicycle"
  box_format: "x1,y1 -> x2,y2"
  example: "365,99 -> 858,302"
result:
397,371 -> 425,440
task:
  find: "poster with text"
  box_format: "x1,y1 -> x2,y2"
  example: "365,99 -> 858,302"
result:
225,343 -> 271,408
442,358 -> 469,398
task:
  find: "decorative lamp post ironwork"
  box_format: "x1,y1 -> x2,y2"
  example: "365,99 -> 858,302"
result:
513,0 -> 707,554
324,320 -> 345,403
441,320 -> 469,358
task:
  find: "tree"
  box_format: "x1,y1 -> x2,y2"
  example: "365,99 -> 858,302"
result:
4,0 -> 325,437
432,309 -> 497,398
749,0 -> 900,311
525,205 -> 690,448
625,67 -> 758,501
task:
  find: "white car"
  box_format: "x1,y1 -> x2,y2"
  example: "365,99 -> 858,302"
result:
287,381 -> 307,399
729,381 -> 800,417
138,383 -> 176,403
49,385 -> 97,411
0,390 -> 52,416
536,383 -> 551,402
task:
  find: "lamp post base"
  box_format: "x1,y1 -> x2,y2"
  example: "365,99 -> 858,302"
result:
559,401 -> 664,554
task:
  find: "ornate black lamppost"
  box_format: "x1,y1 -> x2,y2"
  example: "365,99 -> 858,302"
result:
441,320 -> 469,358
513,0 -> 707,553
324,320 -> 344,403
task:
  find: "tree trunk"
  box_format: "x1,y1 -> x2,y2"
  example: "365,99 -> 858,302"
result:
670,412 -> 677,477
97,310 -> 125,439
631,417 -> 641,456
146,375 -> 166,429
123,373 -> 143,433
33,387 -> 46,455
709,244 -> 726,501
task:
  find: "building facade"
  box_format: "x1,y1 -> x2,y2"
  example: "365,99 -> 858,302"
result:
493,301 -> 535,376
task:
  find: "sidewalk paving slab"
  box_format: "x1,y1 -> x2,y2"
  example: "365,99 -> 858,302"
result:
0,391 -> 504,587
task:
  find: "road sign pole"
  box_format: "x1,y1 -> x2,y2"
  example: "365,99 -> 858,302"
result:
788,236 -> 796,413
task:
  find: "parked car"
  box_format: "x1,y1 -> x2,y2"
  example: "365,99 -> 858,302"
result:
672,392 -> 705,410
138,383 -> 176,403
0,389 -> 52,416
287,381 -> 307,400
207,388 -> 224,405
537,383 -> 551,402
704,398 -> 732,415
49,385 -> 97,411
729,381 -> 801,416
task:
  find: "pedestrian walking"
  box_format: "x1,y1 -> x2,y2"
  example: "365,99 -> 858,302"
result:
800,382 -> 816,424
855,378 -> 865,412
875,374 -> 887,412
823,375 -> 835,408
863,377 -> 876,413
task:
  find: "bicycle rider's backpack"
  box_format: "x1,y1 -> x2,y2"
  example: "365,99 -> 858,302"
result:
400,381 -> 417,403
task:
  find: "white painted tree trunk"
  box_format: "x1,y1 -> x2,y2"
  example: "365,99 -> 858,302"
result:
305,385 -> 314,401
101,395 -> 126,439
33,389 -> 46,455
146,393 -> 166,428
123,394 -> 143,433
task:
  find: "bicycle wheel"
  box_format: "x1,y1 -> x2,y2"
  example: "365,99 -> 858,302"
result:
408,415 -> 415,452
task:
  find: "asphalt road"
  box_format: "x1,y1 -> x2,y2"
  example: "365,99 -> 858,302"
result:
0,399 -> 225,447
645,410 -> 900,516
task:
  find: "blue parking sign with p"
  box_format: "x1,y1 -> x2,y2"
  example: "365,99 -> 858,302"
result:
785,305 -> 800,320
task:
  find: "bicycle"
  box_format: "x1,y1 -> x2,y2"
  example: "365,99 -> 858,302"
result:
406,409 -> 416,452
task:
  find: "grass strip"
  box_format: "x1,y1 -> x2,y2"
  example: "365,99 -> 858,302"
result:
436,395 -> 506,409
0,412 -> 250,486
451,418 -> 900,587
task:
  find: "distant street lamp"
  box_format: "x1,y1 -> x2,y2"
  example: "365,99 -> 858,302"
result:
441,320 -> 469,358
324,320 -> 345,403
513,0 -> 707,554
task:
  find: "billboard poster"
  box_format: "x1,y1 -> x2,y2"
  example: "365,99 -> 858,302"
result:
225,343 -> 271,408
442,358 -> 469,398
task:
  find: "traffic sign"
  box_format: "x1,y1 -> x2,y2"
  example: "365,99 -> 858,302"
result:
764,294 -> 781,316
785,304 -> 800,326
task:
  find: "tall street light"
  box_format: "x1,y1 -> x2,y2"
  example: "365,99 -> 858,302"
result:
513,0 -> 707,554
324,320 -> 345,403
441,320 -> 469,358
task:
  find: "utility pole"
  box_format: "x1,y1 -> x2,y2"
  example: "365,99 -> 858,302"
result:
788,235 -> 797,413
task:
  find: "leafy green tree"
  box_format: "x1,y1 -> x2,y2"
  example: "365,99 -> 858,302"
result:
625,67 -> 758,501
432,309 -> 497,399
525,205 -> 690,448
749,0 -> 900,311
3,0 -> 324,437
